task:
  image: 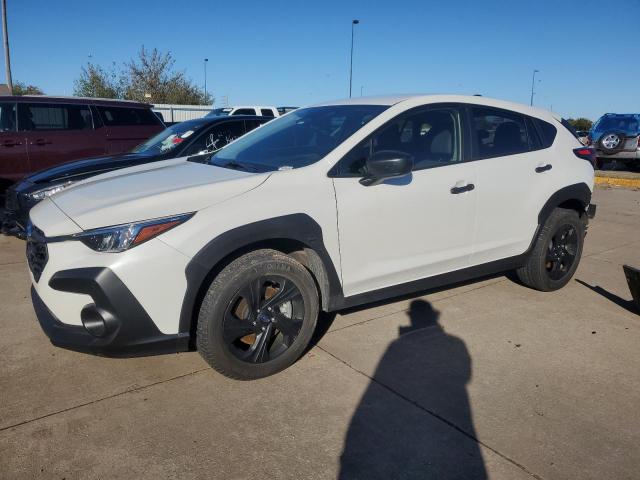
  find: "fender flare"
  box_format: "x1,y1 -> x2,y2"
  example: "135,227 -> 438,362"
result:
178,214 -> 343,335
538,182 -> 592,226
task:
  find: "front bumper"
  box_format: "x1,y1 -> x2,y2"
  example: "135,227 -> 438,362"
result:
31,267 -> 190,356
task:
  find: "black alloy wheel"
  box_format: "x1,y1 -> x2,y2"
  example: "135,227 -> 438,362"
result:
197,249 -> 319,380
223,275 -> 305,363
545,224 -> 578,281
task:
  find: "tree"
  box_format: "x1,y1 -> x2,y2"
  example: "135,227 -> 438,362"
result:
73,62 -> 123,99
123,46 -> 210,105
566,117 -> 593,131
73,47 -> 211,105
12,81 -> 44,95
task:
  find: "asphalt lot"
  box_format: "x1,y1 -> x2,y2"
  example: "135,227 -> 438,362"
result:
1,186 -> 639,480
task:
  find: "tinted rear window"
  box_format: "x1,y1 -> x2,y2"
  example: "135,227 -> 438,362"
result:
534,118 -> 558,148
19,103 -> 92,131
471,107 -> 530,158
97,106 -> 161,127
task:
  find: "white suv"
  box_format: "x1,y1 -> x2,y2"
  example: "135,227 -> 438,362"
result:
26,95 -> 596,379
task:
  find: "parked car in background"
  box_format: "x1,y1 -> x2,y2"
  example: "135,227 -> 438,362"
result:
576,130 -> 589,145
25,94 -> 595,380
2,115 -> 269,237
207,105 -> 282,118
0,96 -> 164,188
589,113 -> 640,169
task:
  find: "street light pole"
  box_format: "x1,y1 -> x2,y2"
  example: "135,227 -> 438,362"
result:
349,19 -> 359,98
204,58 -> 209,103
530,69 -> 539,106
1,0 -> 12,93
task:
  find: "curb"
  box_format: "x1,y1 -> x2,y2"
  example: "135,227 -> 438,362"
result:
594,176 -> 640,189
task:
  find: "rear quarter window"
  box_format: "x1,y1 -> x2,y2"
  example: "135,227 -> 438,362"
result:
97,106 -> 161,127
534,118 -> 558,148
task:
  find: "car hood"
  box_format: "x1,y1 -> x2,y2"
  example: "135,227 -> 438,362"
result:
24,152 -> 160,184
47,158 -> 270,230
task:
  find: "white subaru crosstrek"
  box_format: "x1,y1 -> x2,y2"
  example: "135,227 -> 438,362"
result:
26,95 -> 596,380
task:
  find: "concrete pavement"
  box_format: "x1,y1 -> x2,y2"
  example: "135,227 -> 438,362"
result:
1,186 -> 639,479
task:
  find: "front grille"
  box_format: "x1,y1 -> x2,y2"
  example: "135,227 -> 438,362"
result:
26,226 -> 48,282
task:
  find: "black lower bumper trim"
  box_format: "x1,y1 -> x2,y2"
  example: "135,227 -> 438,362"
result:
31,268 -> 190,357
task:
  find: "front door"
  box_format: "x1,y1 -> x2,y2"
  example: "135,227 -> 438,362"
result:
0,102 -> 28,181
331,105 -> 477,297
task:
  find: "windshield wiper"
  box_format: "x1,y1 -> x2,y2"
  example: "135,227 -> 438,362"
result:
217,160 -> 256,172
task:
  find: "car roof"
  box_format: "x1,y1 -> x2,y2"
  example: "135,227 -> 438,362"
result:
311,94 -> 559,121
0,95 -> 152,108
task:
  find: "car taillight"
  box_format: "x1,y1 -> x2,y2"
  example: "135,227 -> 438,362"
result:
573,147 -> 596,167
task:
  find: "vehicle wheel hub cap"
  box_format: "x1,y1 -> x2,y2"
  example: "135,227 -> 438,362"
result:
602,134 -> 620,149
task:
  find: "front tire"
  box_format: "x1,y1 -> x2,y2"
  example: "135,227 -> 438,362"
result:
197,249 -> 319,380
517,208 -> 585,291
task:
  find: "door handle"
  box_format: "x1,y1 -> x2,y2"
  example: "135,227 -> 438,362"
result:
450,183 -> 475,194
32,139 -> 52,146
535,164 -> 552,173
2,140 -> 21,147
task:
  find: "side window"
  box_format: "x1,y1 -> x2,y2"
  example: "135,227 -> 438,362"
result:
260,109 -> 275,117
232,108 -> 256,116
184,122 -> 245,155
97,106 -> 161,126
19,103 -> 92,131
534,118 -> 558,148
0,102 -> 17,132
336,107 -> 462,176
471,107 -> 529,158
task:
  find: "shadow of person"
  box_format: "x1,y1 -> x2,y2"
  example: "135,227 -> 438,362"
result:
339,300 -> 487,479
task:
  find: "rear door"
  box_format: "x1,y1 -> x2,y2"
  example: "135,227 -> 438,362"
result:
96,105 -> 164,154
469,106 -> 557,265
20,102 -> 104,173
0,101 -> 28,181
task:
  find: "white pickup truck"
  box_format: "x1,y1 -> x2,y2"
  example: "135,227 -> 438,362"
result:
207,106 -> 297,118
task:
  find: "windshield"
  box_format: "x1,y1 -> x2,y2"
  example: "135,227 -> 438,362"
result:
592,115 -> 640,136
208,105 -> 388,172
207,108 -> 233,117
131,120 -> 208,155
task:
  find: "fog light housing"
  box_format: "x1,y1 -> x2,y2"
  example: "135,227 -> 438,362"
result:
80,304 -> 117,337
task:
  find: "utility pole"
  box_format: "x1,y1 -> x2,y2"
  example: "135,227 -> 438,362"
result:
530,69 -> 539,106
204,58 -> 208,103
1,0 -> 12,93
349,19 -> 359,98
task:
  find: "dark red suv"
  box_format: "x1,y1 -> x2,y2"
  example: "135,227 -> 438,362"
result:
0,96 -> 164,186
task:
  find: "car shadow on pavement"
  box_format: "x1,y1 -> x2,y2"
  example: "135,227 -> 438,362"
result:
338,299 -> 487,479
575,279 -> 639,315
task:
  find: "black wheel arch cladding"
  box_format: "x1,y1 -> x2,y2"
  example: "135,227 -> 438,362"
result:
179,214 -> 343,336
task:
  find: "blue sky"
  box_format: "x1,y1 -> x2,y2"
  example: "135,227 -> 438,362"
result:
5,0 -> 639,120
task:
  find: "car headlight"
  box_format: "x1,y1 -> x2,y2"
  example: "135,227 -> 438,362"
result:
28,182 -> 74,201
74,213 -> 194,253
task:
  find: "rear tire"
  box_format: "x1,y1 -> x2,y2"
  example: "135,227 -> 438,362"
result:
197,249 -> 319,380
517,208 -> 585,291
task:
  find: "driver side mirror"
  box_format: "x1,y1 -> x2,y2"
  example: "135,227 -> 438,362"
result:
359,150 -> 413,186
